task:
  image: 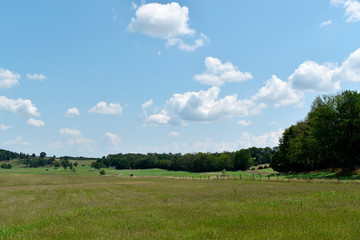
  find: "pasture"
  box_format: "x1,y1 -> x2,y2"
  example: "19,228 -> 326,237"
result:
0,174 -> 359,239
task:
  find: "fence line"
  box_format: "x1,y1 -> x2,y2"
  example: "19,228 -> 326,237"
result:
129,174 -> 360,184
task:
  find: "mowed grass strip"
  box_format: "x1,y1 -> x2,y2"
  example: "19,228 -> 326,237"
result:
0,175 -> 360,239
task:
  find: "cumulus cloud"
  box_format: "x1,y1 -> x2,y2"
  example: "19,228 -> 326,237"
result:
128,2 -> 194,38
253,75 -> 304,107
238,120 -> 252,126
59,128 -> 92,148
2,136 -> 30,146
331,0 -> 360,22
105,132 -> 122,145
27,118 -> 45,127
0,68 -> 20,89
128,2 -> 206,51
168,131 -> 180,137
239,129 -> 283,148
320,19 -> 333,27
146,87 -> 258,125
166,33 -> 209,52
66,107 -> 80,117
0,124 -> 11,130
194,57 -> 253,86
88,101 -> 123,115
26,73 -> 47,81
0,96 -> 40,116
289,48 -> 360,92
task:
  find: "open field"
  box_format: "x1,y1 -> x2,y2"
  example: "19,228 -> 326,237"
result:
0,174 -> 360,239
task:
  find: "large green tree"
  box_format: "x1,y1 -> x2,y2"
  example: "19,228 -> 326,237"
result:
272,90 -> 360,172
234,149 -> 253,170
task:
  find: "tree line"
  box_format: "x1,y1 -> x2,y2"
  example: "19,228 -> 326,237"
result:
271,90 -> 360,173
91,147 -> 275,172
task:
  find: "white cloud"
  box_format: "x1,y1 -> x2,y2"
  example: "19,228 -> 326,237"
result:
168,131 -> 180,137
194,57 -> 253,86
0,96 -> 40,116
105,132 -> 122,145
253,75 -> 304,107
2,136 -> 30,146
59,128 -> 92,148
320,19 -> 333,27
66,107 -> 80,117
88,101 -> 123,115
128,2 -> 194,38
26,73 -> 47,81
0,68 -> 20,89
331,0 -> 360,22
27,118 -> 45,127
131,1 -> 138,9
128,2 -> 206,51
142,99 -> 153,109
238,120 -> 252,126
239,129 -> 283,148
166,33 -> 209,52
146,87 -> 258,125
192,138 -> 239,153
289,48 -> 360,92
0,124 -> 11,130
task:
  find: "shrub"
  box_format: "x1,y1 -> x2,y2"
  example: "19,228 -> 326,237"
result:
258,166 -> 264,170
100,169 -> 106,175
251,167 -> 256,170
1,163 -> 12,169
264,165 -> 268,169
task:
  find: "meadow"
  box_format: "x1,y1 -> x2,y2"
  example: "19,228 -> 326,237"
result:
0,171 -> 360,239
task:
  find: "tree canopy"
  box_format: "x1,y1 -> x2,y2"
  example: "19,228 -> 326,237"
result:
271,90 -> 360,172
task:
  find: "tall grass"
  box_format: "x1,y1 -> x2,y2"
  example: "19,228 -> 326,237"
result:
0,175 -> 359,239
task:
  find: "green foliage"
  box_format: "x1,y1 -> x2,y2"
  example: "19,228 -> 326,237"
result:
234,149 -> 253,170
61,157 -> 70,170
0,163 -> 12,169
99,169 -> 105,175
39,152 -> 46,158
104,149 -> 273,173
91,161 -> 104,170
272,90 -> 360,172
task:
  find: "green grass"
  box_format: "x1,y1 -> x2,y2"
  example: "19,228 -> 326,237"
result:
0,175 -> 360,239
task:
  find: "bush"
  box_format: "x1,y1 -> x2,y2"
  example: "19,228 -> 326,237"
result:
258,166 -> 264,170
1,163 -> 12,169
251,167 -> 256,170
100,169 -> 106,175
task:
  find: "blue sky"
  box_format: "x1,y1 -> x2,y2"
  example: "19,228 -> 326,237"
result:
1,0 -> 360,157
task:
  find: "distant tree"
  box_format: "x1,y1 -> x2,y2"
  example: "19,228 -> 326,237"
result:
91,161 -> 104,170
40,152 -> 46,158
234,149 -> 253,170
62,157 -> 70,170
74,162 -> 78,167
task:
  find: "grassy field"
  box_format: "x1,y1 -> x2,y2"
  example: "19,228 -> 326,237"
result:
0,174 -> 360,239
